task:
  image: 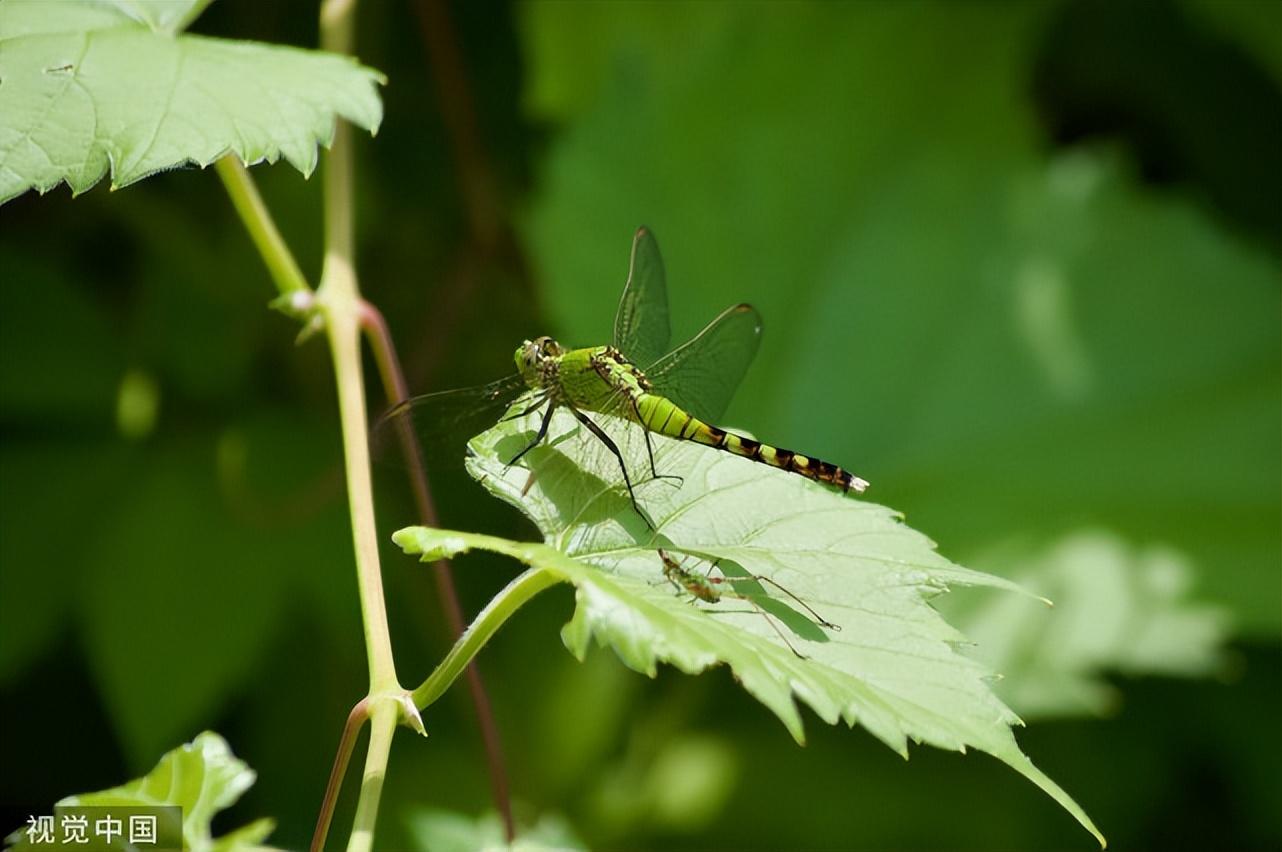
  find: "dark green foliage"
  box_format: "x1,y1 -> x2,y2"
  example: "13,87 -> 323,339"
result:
1,1 -> 1278,849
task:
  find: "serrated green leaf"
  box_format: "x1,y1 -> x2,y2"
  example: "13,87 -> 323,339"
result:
395,406 -> 1104,846
949,530 -> 1232,719
4,731 -> 274,852
0,0 -> 385,203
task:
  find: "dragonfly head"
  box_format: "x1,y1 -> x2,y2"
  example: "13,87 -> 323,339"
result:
515,336 -> 565,386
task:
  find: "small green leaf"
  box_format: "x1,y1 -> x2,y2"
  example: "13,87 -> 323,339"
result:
395,406 -> 1105,846
0,0 -> 385,204
4,731 -> 274,852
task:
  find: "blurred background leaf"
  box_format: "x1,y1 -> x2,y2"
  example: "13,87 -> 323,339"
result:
2,1 -> 1278,850
947,529 -> 1230,719
406,806 -> 583,852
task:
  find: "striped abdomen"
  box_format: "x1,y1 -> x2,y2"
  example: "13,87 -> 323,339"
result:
635,393 -> 869,493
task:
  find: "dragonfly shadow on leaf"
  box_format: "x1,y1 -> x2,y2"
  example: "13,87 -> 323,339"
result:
474,422 -> 659,543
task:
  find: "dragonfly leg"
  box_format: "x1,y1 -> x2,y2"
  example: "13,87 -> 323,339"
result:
504,401 -> 557,469
569,407 -> 654,530
629,396 -> 684,487
501,392 -> 551,422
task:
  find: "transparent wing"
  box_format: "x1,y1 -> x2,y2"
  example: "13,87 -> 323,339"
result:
371,373 -> 530,473
645,303 -> 763,423
612,226 -> 670,368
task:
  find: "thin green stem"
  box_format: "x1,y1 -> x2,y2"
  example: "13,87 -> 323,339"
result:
358,300 -> 516,835
218,1 -> 523,846
320,0 -> 357,266
322,292 -> 397,688
346,701 -> 397,852
413,567 -> 564,708
321,0 -> 357,54
214,157 -> 309,297
322,121 -> 355,269
311,698 -> 370,852
313,0 -> 395,692
314,3 -> 405,850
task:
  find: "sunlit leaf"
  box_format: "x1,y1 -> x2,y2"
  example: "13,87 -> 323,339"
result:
0,0 -> 384,203
395,406 -> 1104,846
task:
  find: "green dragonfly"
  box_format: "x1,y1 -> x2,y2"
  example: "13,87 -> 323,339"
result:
381,227 -> 868,527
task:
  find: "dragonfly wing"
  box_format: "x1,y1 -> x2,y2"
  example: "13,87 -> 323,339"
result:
612,227 -> 671,369
372,373 -> 531,471
645,303 -> 763,423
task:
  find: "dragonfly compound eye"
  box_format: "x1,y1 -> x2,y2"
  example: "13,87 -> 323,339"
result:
514,340 -> 539,372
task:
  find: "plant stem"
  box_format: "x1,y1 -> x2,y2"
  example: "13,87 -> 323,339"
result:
311,698 -> 370,852
319,247 -> 395,689
214,157 -> 310,297
413,567 -> 563,709
346,700 -> 398,852
315,2 -> 404,848
216,90 -> 403,852
321,0 -> 357,54
219,0 -> 520,844
359,300 -> 515,837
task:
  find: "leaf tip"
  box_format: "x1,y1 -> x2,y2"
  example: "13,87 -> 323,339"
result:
392,526 -> 471,562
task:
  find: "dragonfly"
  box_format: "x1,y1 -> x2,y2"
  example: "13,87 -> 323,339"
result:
380,227 -> 868,528
657,548 -> 840,658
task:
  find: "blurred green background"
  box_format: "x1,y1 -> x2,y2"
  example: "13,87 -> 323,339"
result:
2,1 -> 1279,849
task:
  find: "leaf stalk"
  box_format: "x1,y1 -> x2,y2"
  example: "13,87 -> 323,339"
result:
214,157 -> 309,296
311,698 -> 370,852
358,299 -> 516,837
413,567 -> 564,708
